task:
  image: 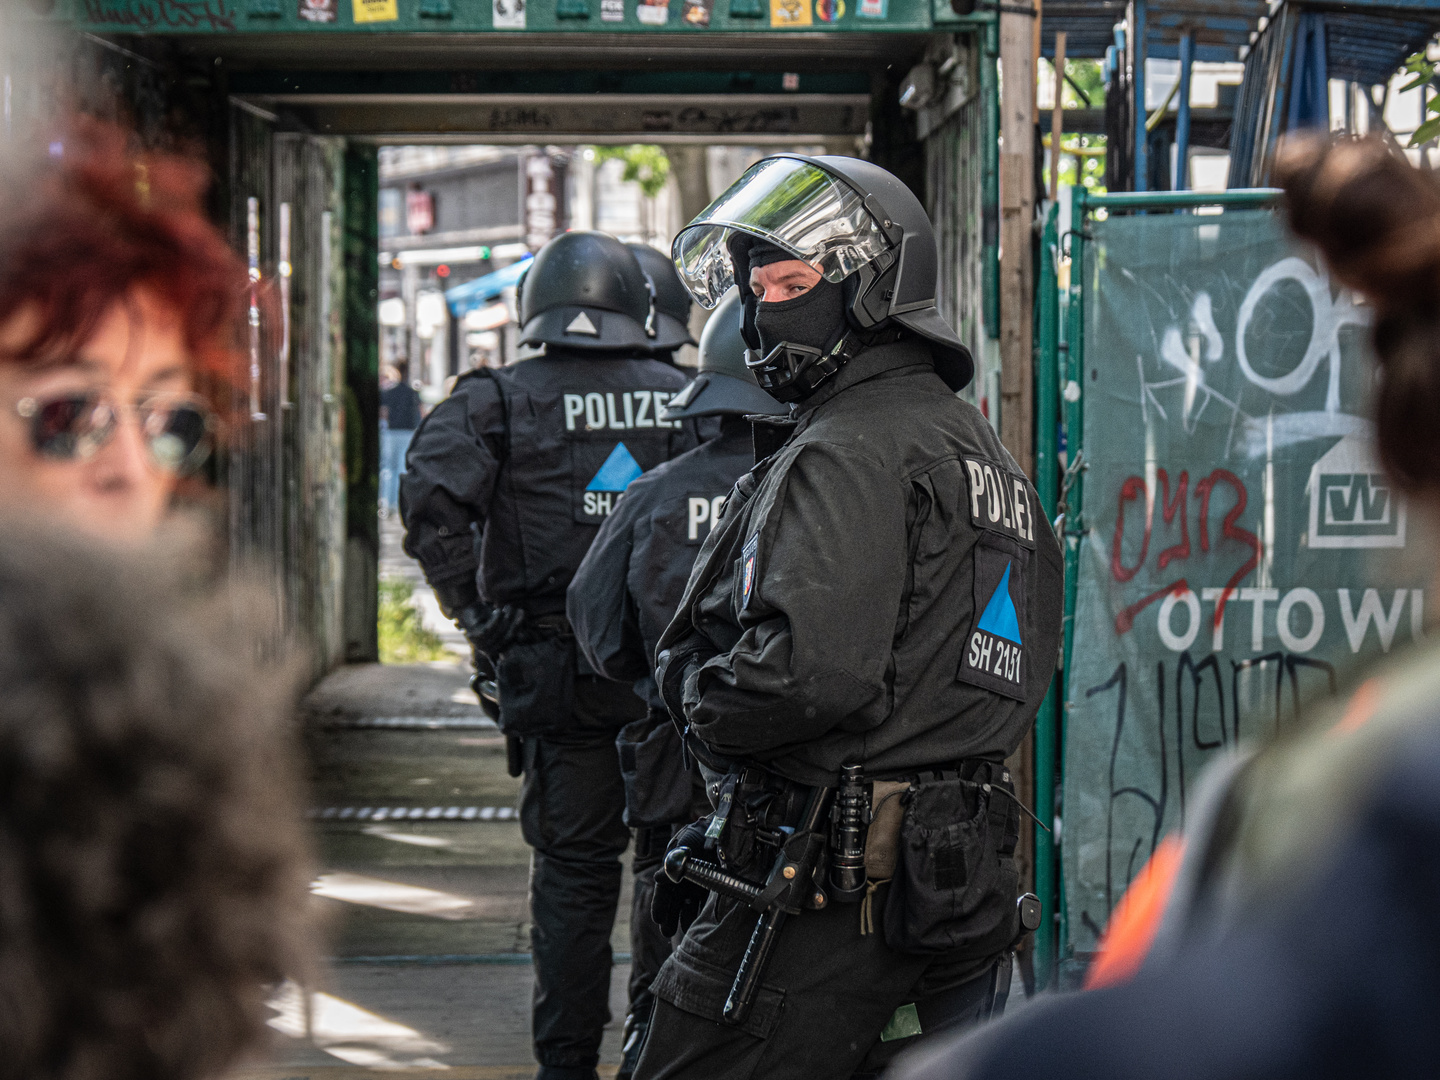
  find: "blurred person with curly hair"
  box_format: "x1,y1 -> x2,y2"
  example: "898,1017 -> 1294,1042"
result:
0,522 -> 314,1080
0,119 -> 244,542
887,135 -> 1440,1080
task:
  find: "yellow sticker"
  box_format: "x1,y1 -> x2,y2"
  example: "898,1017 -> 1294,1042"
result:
353,0 -> 398,21
769,0 -> 810,25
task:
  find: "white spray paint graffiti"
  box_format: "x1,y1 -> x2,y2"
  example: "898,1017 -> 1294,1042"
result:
1138,255 -> 1371,452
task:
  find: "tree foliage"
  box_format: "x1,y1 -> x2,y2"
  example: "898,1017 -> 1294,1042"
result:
1401,50 -> 1440,147
592,145 -> 672,199
1063,58 -> 1106,109
378,578 -> 451,664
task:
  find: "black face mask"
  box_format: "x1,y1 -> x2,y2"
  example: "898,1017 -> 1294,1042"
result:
753,276 -> 847,357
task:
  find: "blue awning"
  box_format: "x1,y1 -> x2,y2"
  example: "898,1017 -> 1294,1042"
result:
1038,1 -> 1270,60
446,255 -> 532,317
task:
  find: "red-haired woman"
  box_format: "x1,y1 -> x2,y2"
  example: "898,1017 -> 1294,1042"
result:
0,121 -> 241,542
0,121 -> 317,1080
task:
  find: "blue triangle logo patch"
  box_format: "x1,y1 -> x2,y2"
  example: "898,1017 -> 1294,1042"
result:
976,561 -> 1022,643
586,442 -> 644,492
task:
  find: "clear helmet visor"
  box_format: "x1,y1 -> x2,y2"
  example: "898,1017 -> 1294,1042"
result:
671,157 -> 894,309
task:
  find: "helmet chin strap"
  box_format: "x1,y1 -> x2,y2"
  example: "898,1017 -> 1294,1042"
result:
745,318 -> 909,403
746,329 -> 864,402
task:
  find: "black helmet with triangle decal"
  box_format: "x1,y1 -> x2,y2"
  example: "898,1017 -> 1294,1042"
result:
627,241 -> 697,355
518,231 -> 655,353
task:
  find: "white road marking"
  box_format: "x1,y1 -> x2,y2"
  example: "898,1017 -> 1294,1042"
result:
310,872 -> 475,919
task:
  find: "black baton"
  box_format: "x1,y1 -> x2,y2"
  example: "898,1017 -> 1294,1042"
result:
663,783 -> 834,1027
723,785 -> 832,1025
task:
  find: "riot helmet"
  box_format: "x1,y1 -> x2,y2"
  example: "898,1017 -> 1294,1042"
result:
672,154 -> 973,400
627,241 -> 697,355
661,289 -> 788,421
518,231 -> 654,353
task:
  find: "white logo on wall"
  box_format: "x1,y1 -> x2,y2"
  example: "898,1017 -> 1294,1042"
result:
493,0 -> 525,28
1307,434 -> 1406,549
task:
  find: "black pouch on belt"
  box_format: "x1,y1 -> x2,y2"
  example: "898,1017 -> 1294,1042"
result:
495,633 -> 576,737
616,711 -> 694,828
883,761 -> 1021,956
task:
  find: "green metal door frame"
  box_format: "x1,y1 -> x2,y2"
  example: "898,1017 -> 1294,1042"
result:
343,143 -> 381,663
1035,185 -> 1283,982
1031,200 -> 1060,986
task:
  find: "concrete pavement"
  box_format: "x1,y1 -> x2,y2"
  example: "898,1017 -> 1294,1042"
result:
250,515 -> 1026,1080
257,661 -> 636,1076
251,520 -> 634,1079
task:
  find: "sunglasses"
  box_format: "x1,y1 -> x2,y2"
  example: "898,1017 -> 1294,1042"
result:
14,391 -> 214,475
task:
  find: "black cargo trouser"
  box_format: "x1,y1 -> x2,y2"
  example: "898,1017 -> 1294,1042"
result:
519,676 -> 646,1072
629,826 -> 672,1021
629,775 -> 713,1022
632,881 -> 1008,1080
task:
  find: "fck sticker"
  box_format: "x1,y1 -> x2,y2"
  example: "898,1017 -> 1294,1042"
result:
957,537 -> 1028,701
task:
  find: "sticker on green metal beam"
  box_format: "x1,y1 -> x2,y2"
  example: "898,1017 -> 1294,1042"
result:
352,0 -> 397,19
682,0 -> 711,24
300,0 -> 337,20
493,0 -> 525,26
857,0 -> 886,16
637,0 -> 668,22
815,0 -> 843,21
769,0 -> 809,25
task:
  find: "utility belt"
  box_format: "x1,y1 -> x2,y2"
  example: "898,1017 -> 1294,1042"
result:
663,758 -> 1040,1025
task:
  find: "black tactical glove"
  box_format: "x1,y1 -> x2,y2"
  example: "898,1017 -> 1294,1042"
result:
655,639 -> 713,724
468,648 -> 500,724
651,818 -> 712,938
457,602 -> 527,661
471,646 -> 496,683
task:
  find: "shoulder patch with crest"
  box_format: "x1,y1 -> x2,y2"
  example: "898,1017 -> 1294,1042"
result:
740,533 -> 759,610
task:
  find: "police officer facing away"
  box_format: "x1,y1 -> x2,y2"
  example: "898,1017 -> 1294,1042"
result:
628,241 -> 697,364
635,156 -> 1064,1079
400,231 -> 697,1080
567,289 -> 786,1078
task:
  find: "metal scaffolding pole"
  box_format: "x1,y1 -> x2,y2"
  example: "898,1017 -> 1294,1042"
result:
1175,30 -> 1195,190
1132,0 -> 1149,191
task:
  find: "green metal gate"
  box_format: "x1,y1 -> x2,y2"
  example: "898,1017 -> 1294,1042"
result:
1038,187 -> 1429,983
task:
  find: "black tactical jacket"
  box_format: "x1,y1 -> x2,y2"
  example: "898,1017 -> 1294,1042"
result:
568,419 -> 755,710
401,352 -> 696,620
657,340 -> 1064,787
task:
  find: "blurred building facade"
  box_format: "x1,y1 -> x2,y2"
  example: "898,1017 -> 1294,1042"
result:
379,143 -> 809,402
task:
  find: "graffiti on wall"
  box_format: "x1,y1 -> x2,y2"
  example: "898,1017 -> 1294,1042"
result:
1063,211 -> 1425,952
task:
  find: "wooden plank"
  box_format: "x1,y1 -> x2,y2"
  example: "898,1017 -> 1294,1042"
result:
999,1 -> 1036,953
998,7 -> 1034,479
1050,29 -> 1066,203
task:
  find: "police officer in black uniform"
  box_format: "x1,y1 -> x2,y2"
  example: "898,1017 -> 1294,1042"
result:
634,155 -> 1064,1079
400,231 -> 698,1080
627,241 -> 697,365
566,289 -> 786,1078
